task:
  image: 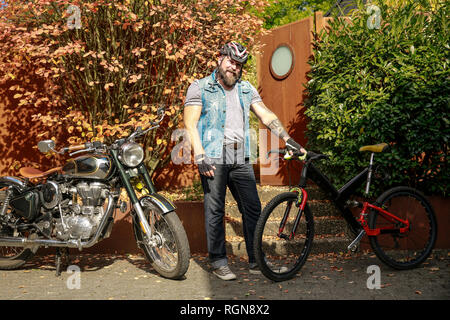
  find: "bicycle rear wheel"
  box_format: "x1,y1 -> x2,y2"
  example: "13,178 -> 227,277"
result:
369,186 -> 437,270
254,192 -> 314,282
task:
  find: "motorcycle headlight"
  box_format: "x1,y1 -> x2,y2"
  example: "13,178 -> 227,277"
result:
120,142 -> 144,167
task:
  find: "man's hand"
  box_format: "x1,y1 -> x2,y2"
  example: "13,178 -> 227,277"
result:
286,138 -> 306,156
250,102 -> 307,156
195,154 -> 216,177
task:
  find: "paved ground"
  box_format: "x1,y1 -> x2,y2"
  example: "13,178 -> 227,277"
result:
1,249 -> 448,302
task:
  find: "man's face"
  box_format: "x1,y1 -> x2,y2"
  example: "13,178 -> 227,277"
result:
218,55 -> 243,88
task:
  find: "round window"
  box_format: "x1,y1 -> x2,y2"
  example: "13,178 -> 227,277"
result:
270,45 -> 294,80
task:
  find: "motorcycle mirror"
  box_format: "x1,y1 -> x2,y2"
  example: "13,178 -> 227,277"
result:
37,140 -> 56,153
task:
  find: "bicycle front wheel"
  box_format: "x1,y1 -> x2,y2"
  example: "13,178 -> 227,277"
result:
254,192 -> 314,282
369,186 -> 437,270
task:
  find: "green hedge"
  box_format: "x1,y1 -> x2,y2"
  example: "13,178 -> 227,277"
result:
304,0 -> 449,196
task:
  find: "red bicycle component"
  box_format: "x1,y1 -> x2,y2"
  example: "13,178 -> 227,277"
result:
358,202 -> 410,236
277,188 -> 308,240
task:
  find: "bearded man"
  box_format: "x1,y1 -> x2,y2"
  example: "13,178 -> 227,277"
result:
183,41 -> 305,280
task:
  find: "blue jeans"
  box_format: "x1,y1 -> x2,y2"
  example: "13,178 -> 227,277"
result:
200,152 -> 261,269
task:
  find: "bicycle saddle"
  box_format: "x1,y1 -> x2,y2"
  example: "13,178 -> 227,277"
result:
359,143 -> 389,153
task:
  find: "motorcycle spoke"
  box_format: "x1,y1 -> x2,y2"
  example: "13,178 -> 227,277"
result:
143,209 -> 180,271
0,246 -> 22,258
156,244 -> 177,267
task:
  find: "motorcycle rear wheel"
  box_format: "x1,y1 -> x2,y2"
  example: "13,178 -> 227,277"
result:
0,183 -> 39,270
133,202 -> 190,279
0,234 -> 39,270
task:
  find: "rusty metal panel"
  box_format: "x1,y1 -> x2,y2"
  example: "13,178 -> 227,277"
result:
257,17 -> 314,185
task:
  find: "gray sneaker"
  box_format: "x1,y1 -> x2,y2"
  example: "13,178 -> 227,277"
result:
249,262 -> 289,275
213,265 -> 237,281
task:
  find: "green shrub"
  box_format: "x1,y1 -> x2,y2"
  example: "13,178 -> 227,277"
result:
255,0 -> 335,29
304,0 -> 449,196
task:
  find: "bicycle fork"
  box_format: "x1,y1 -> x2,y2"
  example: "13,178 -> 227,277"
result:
278,188 -> 308,240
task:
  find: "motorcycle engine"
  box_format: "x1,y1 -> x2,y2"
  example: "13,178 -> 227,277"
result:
45,181 -> 110,241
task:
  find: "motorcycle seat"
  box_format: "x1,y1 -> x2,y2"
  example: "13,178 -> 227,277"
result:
19,167 -> 62,179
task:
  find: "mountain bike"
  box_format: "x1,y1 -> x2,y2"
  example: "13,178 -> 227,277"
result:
253,143 -> 438,282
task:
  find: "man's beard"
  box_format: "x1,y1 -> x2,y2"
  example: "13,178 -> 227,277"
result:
218,64 -> 239,87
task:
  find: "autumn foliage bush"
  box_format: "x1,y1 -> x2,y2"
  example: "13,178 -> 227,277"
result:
0,0 -> 267,175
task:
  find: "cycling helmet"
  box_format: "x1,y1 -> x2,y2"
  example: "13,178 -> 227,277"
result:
219,41 -> 249,65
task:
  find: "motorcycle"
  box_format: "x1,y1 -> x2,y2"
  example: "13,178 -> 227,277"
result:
0,109 -> 190,279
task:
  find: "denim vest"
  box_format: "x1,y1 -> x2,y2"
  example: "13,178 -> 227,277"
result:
197,71 -> 253,158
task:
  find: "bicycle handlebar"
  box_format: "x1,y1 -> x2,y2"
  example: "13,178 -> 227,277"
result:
266,149 -> 328,163
266,148 -> 328,188
266,149 -> 287,159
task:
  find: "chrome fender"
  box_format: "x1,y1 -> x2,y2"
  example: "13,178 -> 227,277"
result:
132,194 -> 176,249
139,194 -> 176,215
0,176 -> 27,191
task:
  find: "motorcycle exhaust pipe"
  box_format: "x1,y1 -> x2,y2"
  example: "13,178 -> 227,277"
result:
0,195 -> 115,250
0,237 -> 73,248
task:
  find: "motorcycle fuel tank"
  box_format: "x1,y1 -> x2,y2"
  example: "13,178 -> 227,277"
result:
62,154 -> 114,180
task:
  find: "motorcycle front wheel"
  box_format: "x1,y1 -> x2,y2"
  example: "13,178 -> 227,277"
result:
133,201 -> 190,279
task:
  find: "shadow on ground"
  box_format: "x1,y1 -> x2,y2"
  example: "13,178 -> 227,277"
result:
1,250 -> 448,300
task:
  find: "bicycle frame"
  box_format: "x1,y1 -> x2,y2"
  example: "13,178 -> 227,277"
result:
305,161 -> 410,238
358,202 -> 410,236
277,150 -> 411,243
275,156 -> 368,239
305,163 -> 367,235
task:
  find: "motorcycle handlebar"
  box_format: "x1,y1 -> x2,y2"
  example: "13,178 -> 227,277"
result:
60,141 -> 106,155
67,144 -> 85,151
56,108 -> 165,154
